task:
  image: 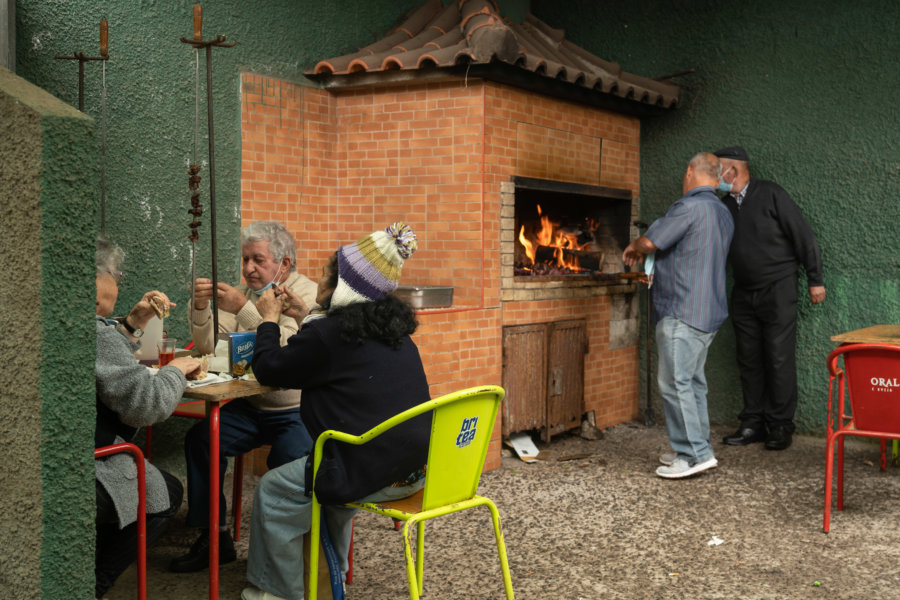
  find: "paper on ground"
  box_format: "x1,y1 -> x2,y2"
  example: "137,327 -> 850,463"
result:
506,432 -> 540,463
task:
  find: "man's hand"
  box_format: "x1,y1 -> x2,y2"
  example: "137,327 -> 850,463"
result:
192,278 -> 247,314
621,235 -> 658,268
809,285 -> 826,304
128,291 -> 175,331
256,288 -> 282,323
622,244 -> 645,268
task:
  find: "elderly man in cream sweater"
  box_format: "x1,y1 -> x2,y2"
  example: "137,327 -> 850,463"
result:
170,221 -> 318,573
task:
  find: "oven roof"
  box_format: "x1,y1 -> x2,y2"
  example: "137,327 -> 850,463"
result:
305,0 -> 679,116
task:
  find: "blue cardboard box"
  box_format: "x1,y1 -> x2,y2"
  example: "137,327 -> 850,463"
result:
218,331 -> 256,377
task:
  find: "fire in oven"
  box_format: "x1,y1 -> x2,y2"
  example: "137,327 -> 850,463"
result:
512,176 -> 633,280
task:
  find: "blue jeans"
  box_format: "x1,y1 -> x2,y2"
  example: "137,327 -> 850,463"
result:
246,455 -> 424,600
184,398 -> 313,528
656,317 -> 717,464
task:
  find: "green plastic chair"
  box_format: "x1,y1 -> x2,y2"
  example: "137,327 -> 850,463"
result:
309,384 -> 515,599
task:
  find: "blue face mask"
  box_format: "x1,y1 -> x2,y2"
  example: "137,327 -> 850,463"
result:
252,265 -> 285,296
717,166 -> 736,193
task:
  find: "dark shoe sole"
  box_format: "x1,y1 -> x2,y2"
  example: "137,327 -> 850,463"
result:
764,440 -> 792,451
722,435 -> 766,446
169,549 -> 237,573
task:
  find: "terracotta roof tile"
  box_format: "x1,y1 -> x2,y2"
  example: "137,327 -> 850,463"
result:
306,0 -> 678,111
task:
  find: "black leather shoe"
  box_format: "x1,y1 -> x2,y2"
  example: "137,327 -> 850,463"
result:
765,426 -> 793,451
169,529 -> 237,573
722,426 -> 767,446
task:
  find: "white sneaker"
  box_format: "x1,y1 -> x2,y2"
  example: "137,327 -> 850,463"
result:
659,452 -> 677,466
655,457 -> 718,479
241,587 -> 287,600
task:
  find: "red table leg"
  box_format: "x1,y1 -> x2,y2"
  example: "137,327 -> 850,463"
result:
209,401 -> 220,599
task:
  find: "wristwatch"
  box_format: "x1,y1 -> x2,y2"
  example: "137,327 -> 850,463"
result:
118,317 -> 144,338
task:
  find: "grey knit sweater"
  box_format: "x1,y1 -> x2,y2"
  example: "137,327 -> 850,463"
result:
95,316 -> 187,528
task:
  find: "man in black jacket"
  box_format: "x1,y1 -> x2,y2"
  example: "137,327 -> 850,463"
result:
714,146 -> 826,451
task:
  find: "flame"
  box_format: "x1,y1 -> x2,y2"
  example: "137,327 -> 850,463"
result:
519,225 -> 535,264
519,204 -> 593,272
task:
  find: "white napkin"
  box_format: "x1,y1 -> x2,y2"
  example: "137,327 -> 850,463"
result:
186,373 -> 231,388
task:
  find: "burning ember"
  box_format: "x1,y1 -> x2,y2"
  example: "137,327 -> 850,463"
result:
515,204 -> 607,276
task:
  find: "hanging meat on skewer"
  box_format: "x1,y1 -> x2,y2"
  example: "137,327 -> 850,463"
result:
188,164 -> 202,242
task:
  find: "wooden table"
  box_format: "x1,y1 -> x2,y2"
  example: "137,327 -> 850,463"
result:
830,324 -> 900,345
181,378 -> 279,599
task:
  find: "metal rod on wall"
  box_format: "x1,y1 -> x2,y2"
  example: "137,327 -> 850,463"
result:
55,18 -> 110,234
180,4 -> 235,339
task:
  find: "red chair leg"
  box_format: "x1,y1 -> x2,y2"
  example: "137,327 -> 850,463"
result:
824,434 -> 834,532
233,454 -> 244,540
880,439 -> 887,471
837,436 -> 845,511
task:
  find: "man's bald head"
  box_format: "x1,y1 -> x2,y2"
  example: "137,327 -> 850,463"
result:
683,152 -> 721,193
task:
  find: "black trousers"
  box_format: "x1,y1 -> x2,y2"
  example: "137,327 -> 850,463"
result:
95,470 -> 183,598
731,275 -> 798,432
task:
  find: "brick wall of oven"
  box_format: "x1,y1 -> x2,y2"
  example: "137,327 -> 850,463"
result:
240,73 -> 642,470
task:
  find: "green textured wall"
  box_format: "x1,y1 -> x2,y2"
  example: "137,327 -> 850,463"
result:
532,0 -> 900,433
16,0 -> 426,476
0,66 -> 96,599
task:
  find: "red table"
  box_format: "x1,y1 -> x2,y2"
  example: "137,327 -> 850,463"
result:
182,379 -> 279,599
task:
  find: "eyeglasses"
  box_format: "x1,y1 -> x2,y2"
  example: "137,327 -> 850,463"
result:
108,269 -> 124,284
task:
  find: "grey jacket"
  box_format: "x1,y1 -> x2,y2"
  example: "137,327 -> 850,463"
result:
95,316 -> 186,528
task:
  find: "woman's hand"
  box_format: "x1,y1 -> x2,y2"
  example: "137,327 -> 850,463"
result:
128,291 -> 175,331
256,288 -> 282,323
166,356 -> 201,377
274,285 -> 309,324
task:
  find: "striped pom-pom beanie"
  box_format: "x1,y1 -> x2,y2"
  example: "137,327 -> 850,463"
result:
330,222 -> 418,310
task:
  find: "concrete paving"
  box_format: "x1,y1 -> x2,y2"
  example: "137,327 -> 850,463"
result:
106,422 -> 900,599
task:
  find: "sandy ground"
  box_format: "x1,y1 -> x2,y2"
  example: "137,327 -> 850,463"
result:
106,422 -> 900,599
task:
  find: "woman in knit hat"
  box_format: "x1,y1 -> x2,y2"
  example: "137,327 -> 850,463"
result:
241,223 -> 431,600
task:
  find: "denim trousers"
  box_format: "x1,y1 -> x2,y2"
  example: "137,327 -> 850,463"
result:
656,316 -> 718,464
246,455 -> 424,600
184,398 -> 313,528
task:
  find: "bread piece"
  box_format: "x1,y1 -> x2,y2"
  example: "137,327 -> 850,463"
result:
150,296 -> 170,320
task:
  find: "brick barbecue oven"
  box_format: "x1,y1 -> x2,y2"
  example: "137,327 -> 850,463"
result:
239,0 -> 678,468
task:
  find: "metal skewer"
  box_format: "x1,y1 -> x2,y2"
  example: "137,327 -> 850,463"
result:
55,18 -> 110,234
181,4 -> 235,340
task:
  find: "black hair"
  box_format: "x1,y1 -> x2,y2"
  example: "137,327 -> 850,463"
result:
328,294 -> 418,349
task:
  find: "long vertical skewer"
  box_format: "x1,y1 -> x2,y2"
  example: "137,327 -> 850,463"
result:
189,45 -> 200,318
99,20 -> 108,235
181,4 -> 235,341
205,40 -> 220,339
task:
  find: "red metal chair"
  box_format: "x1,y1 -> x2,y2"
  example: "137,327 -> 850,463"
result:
824,343 -> 900,532
95,442 -> 147,600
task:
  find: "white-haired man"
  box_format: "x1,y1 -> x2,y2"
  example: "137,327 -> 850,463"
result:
623,153 -> 734,479
170,221 -> 317,572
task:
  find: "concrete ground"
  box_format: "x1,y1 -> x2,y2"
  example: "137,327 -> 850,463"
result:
106,422 -> 900,599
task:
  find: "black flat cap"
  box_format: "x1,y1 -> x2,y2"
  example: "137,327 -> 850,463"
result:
713,146 -> 749,161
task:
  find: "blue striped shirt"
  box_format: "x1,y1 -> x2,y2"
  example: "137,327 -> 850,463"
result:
645,186 -> 734,332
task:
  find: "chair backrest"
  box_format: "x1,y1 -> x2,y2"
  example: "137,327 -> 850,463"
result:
421,385 -> 505,512
830,344 -> 900,433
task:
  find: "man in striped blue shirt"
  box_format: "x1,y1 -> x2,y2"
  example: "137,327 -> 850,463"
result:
623,152 -> 734,479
